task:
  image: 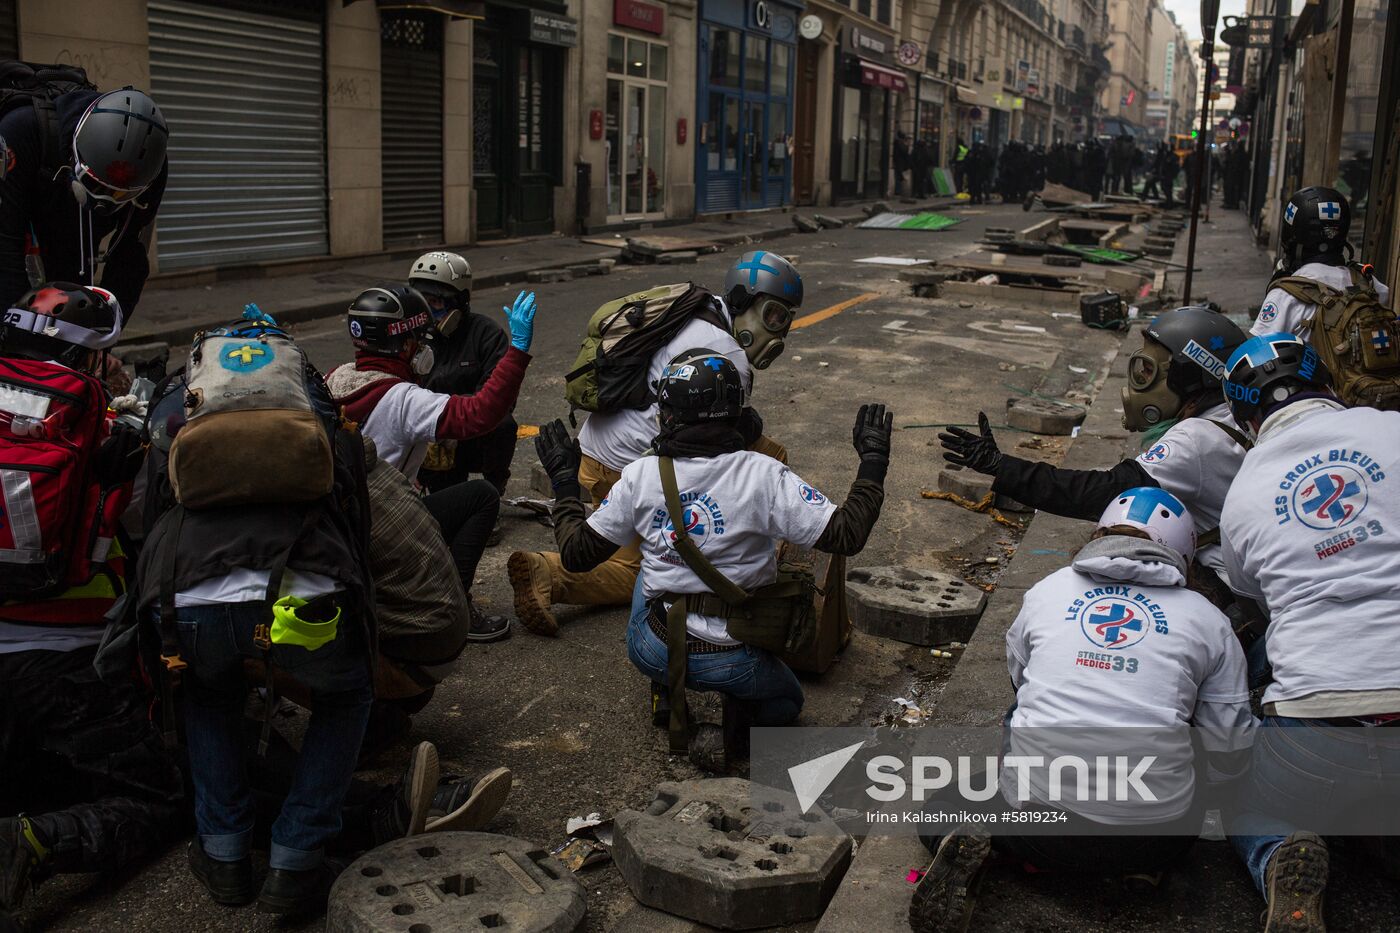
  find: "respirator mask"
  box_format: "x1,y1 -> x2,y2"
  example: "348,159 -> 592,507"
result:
1120,340 -> 1182,432
731,297 -> 795,370
410,341 -> 436,376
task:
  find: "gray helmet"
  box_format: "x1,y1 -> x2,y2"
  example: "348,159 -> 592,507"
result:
72,88 -> 168,204
408,251 -> 472,298
723,250 -> 803,311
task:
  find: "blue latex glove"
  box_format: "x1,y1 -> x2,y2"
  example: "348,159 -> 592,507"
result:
242,302 -> 276,325
503,290 -> 537,353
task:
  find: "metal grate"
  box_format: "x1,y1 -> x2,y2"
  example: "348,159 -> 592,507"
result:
148,0 -> 327,269
380,12 -> 444,247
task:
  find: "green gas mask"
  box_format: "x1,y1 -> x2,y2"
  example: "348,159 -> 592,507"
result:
732,297 -> 795,370
1120,339 -> 1184,432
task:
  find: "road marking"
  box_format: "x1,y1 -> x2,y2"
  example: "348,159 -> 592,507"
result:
882,320 -> 909,331
790,291 -> 880,330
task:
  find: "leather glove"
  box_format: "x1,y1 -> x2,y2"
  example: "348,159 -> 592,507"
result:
736,407 -> 764,447
503,290 -> 537,353
96,421 -> 146,489
939,411 -> 1004,475
852,403 -> 893,464
534,419 -> 581,491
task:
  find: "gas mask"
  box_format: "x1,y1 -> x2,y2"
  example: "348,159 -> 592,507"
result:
410,342 -> 436,376
1120,339 -> 1182,432
731,297 -> 795,370
418,287 -> 464,337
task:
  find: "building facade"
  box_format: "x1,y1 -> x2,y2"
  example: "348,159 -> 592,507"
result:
1099,0 -> 1150,132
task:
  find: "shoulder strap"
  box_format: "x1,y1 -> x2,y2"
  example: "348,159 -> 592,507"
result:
1272,275 -> 1336,307
1206,420 -> 1253,451
32,97 -> 63,181
658,457 -> 749,606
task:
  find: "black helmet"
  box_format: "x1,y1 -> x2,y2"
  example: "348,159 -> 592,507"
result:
1145,306 -> 1248,398
656,348 -> 745,425
72,88 -> 168,208
1223,333 -> 1333,429
1280,186 -> 1350,269
1,282 -> 123,368
347,285 -> 433,354
723,250 -> 803,311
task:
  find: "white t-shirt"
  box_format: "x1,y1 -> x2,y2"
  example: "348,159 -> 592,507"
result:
1251,262 -> 1393,341
1004,565 -> 1252,824
578,303 -> 752,473
587,450 -> 836,644
1221,402 -> 1400,708
1134,403 -> 1249,576
358,381 -> 450,478
175,568 -> 342,607
0,622 -> 105,655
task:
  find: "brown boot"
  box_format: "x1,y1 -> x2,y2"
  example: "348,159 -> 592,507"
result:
1263,832 -> 1327,933
507,551 -> 558,636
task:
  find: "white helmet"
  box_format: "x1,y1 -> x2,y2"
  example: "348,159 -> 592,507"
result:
408,251 -> 472,297
1096,487 -> 1196,561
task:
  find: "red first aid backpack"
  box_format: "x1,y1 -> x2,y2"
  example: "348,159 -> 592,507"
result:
0,355 -> 114,604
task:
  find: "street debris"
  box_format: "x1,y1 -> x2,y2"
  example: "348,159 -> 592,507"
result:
847,566 -> 988,646
920,489 -> 1024,530
857,211 -> 962,231
550,812 -> 616,872
1005,396 -> 1087,435
854,256 -> 929,266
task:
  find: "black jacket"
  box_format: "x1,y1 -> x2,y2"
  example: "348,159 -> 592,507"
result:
422,311 -> 511,399
0,90 -> 168,317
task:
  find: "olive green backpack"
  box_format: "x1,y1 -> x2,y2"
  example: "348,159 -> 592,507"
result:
564,283 -> 728,415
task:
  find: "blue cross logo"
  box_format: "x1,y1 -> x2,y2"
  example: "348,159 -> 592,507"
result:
1089,603 -> 1143,648
735,251 -> 780,287
1301,472 -> 1361,525
1117,487 -> 1184,524
703,357 -> 724,371
1209,336 -> 1225,351
1284,203 -> 1297,223
1318,201 -> 1342,220
1374,330 -> 1392,353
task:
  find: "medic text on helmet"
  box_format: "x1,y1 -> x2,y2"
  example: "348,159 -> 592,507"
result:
1181,338 -> 1228,381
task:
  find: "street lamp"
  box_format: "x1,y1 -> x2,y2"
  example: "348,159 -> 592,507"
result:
1183,0 -> 1221,303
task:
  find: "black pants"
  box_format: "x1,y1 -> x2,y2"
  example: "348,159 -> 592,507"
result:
418,415 -> 517,497
422,479 -> 501,592
0,646 -> 185,878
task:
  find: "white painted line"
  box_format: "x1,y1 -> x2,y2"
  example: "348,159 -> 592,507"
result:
882,320 -> 908,330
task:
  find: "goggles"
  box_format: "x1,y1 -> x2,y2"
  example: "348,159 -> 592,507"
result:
1127,351 -> 1160,390
755,297 -> 795,334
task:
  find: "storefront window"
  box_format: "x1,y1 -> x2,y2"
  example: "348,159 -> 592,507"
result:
606,78 -> 622,215
607,33 -> 669,218
710,28 -> 740,87
647,86 -> 666,213
1334,0 -> 1385,233
745,35 -> 768,93
768,101 -> 789,175
769,42 -> 789,98
650,45 -> 667,81
608,34 -> 625,75
628,38 -> 647,77
840,86 -> 862,184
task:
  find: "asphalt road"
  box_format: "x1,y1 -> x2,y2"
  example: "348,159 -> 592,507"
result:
23,205 -> 1133,932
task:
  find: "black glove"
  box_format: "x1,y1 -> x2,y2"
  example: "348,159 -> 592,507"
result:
938,411 -> 1003,475
736,407 -> 764,447
534,419 -> 581,492
96,421 -> 146,490
852,403 -> 893,464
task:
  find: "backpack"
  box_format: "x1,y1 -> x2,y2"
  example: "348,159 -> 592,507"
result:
167,318 -> 336,509
0,355 -> 120,603
564,283 -> 729,415
1273,264 -> 1400,411
0,62 -> 97,179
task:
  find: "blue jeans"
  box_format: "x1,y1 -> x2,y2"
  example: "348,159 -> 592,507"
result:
176,601 -> 372,871
1229,715 -> 1400,893
625,590 -> 804,726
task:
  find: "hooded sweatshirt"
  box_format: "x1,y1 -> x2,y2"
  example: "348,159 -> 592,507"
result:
327,347 -> 529,479
1003,536 -> 1253,824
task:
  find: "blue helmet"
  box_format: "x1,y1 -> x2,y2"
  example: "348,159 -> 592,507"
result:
1223,333 -> 1333,428
1097,486 -> 1196,560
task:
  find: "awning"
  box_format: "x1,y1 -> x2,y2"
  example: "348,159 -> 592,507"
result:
954,84 -> 980,105
859,61 -> 908,93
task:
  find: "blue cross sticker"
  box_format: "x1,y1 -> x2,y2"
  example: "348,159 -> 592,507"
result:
1284,203 -> 1297,223
1373,330 -> 1392,353
1209,335 -> 1225,351
735,251 -> 780,287
1117,487 -> 1184,524
703,357 -> 724,371
1318,201 -> 1341,220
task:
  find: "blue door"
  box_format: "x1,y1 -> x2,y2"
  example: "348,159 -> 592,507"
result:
697,23 -> 792,213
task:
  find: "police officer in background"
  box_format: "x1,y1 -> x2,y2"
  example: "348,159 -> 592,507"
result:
0,84 -> 168,319
407,251 -> 518,505
1251,187 -> 1392,341
1219,333 -> 1400,933
533,351 -> 890,769
940,307 -> 1251,601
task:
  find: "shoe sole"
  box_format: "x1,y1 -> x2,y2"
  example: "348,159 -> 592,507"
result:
424,768 -> 513,833
463,618 -> 513,642
909,831 -> 992,933
405,742 -> 441,837
507,552 -> 559,637
1264,833 -> 1328,933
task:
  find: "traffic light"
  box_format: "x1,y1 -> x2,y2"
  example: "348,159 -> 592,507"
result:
1191,129 -> 1199,138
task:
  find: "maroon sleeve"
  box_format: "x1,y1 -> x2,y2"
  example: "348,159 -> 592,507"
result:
434,346 -> 530,440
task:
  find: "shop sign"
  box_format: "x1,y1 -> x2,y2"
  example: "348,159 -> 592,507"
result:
896,41 -> 921,67
918,79 -> 944,104
1015,60 -> 1029,92
983,55 -> 1004,86
859,61 -> 908,93
752,0 -> 771,30
614,0 -> 664,36
849,28 -> 890,58
1026,68 -> 1040,96
530,10 -> 578,47
799,14 -> 823,40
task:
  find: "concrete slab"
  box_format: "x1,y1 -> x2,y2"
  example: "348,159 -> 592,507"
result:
613,778 -> 852,931
1005,397 -> 1086,435
794,215 -> 821,233
327,832 -> 586,933
846,566 -> 986,646
936,465 -> 1031,512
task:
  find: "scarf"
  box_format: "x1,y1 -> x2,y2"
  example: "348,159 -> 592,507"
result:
652,420 -> 747,459
1072,535 -> 1188,588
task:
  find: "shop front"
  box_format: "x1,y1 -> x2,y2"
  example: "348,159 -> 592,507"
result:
472,2 -> 576,238
695,0 -> 800,213
915,75 -> 945,167
604,2 -> 671,221
833,24 -> 904,201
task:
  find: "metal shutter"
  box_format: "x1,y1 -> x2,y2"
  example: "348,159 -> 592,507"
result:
0,0 -> 16,60
380,12 -> 443,248
149,0 -> 327,269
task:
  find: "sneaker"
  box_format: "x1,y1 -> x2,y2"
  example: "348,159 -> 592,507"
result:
424,767 -> 513,833
256,858 -> 346,918
188,839 -> 255,906
507,551 -> 558,636
1263,832 -> 1328,933
366,741 -> 439,845
0,817 -> 47,912
908,826 -> 992,933
465,594 -> 512,642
